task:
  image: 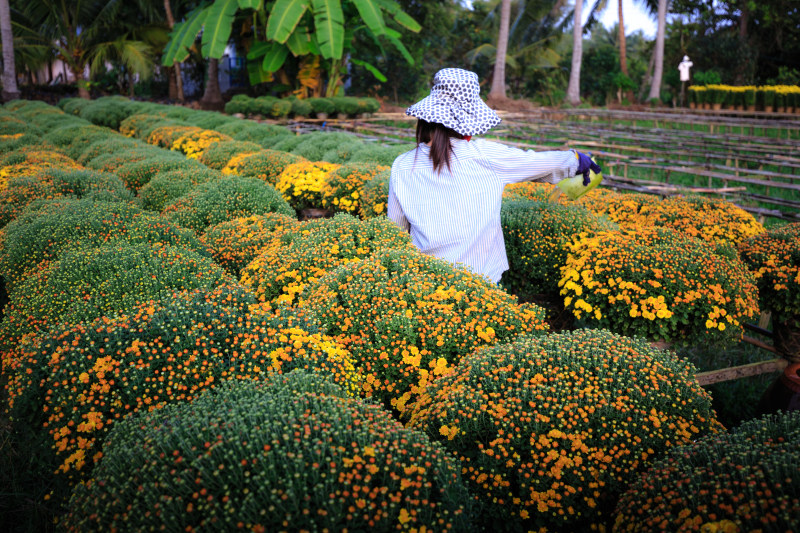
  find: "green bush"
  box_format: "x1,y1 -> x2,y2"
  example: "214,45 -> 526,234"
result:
359,169 -> 390,218
187,111 -> 237,130
560,226 -> 760,347
215,120 -> 256,136
162,175 -> 295,232
613,410 -> 800,531
407,329 -> 723,532
223,149 -> 307,186
138,167 -> 222,212
79,101 -> 135,130
302,248 -> 549,407
500,199 -> 616,304
240,214 -> 412,304
349,143 -> 413,166
355,97 -> 381,114
65,375 -> 472,532
307,97 -> 336,116
289,96 -> 313,117
198,139 -> 262,170
85,146 -> 174,173
6,286 -> 361,505
329,96 -> 363,116
321,140 -> 367,163
231,123 -> 293,148
0,132 -> 45,156
0,198 -> 207,291
224,93 -> 255,115
289,131 -> 364,162
321,161 -> 389,214
42,124 -> 107,150
114,156 -> 205,191
200,213 -> 299,276
118,113 -> 179,139
0,241 -> 231,343
59,97 -> 91,115
74,137 -> 144,165
251,96 -> 292,118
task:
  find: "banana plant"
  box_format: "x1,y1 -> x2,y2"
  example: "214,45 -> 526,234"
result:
162,0 -> 420,93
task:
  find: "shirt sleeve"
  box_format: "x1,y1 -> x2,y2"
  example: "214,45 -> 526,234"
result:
476,140 -> 580,185
387,168 -> 410,232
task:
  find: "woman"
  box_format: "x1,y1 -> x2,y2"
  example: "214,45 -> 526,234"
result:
388,67 -> 600,283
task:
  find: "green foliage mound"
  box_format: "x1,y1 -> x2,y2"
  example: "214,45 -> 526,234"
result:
0,169 -> 133,228
200,213 -> 299,276
240,214 -> 412,304
302,248 -> 549,407
199,139 -> 262,170
231,123 -> 292,148
349,143 -> 413,166
224,149 -> 307,186
359,169 -> 390,218
307,97 -> 336,116
138,167 -> 222,212
407,329 -> 723,532
162,175 -> 295,232
500,199 -> 616,303
0,241 -> 231,342
85,146 -> 176,173
114,155 -> 204,191
287,131 -> 364,162
613,410 -> 800,532
6,286 -> 361,501
42,124 -> 107,151
75,137 -> 144,166
78,100 -> 138,130
0,198 -> 207,291
65,375 -> 472,532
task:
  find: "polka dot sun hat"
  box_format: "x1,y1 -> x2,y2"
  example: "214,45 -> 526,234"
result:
406,68 -> 501,136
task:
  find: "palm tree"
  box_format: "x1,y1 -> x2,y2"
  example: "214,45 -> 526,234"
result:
17,0 -> 154,98
617,0 -> 628,75
0,0 -> 19,100
488,0 -> 511,101
647,0 -> 667,101
163,0 -> 184,101
565,0 -> 584,105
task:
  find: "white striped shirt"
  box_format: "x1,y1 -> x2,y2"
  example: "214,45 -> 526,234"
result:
388,138 -> 579,283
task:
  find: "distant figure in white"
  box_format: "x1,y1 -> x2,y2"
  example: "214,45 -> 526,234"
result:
679,55 -> 694,107
678,56 -> 693,82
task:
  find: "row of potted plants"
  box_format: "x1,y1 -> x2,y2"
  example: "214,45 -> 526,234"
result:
224,94 -> 383,120
688,84 -> 800,113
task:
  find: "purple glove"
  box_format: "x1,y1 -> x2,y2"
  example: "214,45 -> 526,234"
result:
575,151 -> 602,186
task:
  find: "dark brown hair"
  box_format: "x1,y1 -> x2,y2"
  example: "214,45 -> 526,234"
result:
416,119 -> 464,174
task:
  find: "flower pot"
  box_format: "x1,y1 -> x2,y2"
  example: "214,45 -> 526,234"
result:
756,363 -> 800,415
712,103 -> 722,111
316,112 -> 328,121
747,105 -> 756,112
703,103 -> 711,110
778,106 -> 786,114
764,105 -> 774,113
298,208 -> 333,221
689,102 -> 696,109
773,314 -> 800,362
336,113 -> 348,120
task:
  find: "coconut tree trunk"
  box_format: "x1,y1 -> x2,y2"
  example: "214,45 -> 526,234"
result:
488,0 -> 511,100
73,67 -> 91,99
163,0 -> 184,101
565,0 -> 583,106
0,0 -> 20,101
647,0 -> 667,101
200,58 -> 223,110
618,0 -> 628,75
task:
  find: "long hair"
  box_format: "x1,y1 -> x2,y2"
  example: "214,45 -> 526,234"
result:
416,119 -> 464,174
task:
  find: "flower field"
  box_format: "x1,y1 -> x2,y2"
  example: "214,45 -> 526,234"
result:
1,97 -> 799,532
